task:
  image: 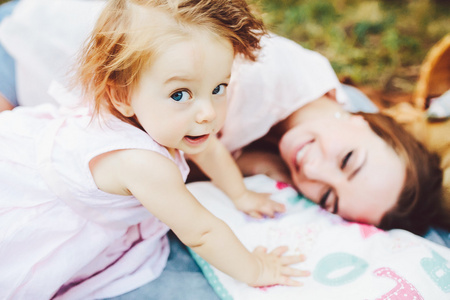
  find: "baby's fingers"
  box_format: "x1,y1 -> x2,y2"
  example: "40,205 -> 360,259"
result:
256,205 -> 276,218
268,246 -> 307,266
251,245 -> 310,288
248,211 -> 263,219
253,246 -> 268,254
278,276 -> 304,287
266,199 -> 286,214
269,201 -> 286,215
277,263 -> 310,287
255,197 -> 282,218
276,248 -> 310,279
279,253 -> 307,265
281,266 -> 310,278
269,245 -> 289,256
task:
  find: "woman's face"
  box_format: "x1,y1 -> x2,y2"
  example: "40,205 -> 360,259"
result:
279,114 -> 406,225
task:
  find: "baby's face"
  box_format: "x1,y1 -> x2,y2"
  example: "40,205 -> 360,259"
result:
279,114 -> 406,225
126,30 -> 234,156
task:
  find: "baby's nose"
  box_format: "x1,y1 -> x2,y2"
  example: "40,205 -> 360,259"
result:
196,99 -> 216,124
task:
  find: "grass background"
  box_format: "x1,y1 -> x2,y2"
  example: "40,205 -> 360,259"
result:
1,0 -> 449,105
254,0 -> 450,105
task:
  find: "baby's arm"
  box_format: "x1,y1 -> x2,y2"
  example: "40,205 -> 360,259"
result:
236,149 -> 293,185
91,149 -> 308,286
187,136 -> 285,218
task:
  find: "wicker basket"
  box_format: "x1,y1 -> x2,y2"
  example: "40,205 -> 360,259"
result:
414,34 -> 450,109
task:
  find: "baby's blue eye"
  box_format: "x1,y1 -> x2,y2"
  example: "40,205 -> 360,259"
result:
212,84 -> 226,95
171,90 -> 190,102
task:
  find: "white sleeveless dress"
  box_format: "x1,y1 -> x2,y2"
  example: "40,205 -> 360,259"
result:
0,103 -> 189,299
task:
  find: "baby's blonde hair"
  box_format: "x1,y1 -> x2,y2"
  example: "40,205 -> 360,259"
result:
75,0 -> 265,128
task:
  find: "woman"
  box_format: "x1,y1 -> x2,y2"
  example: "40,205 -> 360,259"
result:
233,96 -> 445,236
205,32 -> 447,237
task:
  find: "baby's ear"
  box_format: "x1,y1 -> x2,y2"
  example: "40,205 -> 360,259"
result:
107,86 -> 134,117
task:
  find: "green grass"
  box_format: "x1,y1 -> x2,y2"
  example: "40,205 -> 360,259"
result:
256,0 -> 450,93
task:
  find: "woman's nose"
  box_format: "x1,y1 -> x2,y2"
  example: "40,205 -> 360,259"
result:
196,98 -> 216,124
302,159 -> 323,181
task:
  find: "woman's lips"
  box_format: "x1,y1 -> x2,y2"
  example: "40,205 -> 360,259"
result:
184,134 -> 210,146
291,139 -> 314,171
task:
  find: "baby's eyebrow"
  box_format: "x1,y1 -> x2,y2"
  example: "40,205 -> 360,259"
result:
164,75 -> 194,84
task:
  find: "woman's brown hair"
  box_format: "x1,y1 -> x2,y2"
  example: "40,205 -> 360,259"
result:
75,0 -> 266,129
359,112 -> 446,235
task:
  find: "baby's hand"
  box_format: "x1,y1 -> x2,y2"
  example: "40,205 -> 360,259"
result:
232,190 -> 285,219
250,246 -> 309,287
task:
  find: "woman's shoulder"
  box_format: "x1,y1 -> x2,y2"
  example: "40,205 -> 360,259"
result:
234,33 -> 331,71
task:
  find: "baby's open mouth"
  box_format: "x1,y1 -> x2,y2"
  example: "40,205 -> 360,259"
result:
184,134 -> 210,145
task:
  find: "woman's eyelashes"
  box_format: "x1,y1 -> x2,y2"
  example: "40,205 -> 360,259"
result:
320,189 -> 331,208
318,151 -> 354,214
320,188 -> 335,213
340,150 -> 353,169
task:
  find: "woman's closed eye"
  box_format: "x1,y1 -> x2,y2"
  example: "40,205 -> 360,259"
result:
170,90 -> 191,102
320,188 -> 338,214
341,150 -> 353,169
319,151 -> 358,215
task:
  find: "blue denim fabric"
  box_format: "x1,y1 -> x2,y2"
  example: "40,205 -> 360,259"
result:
424,227 -> 450,248
341,84 -> 379,113
106,231 -> 220,300
0,0 -> 18,106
